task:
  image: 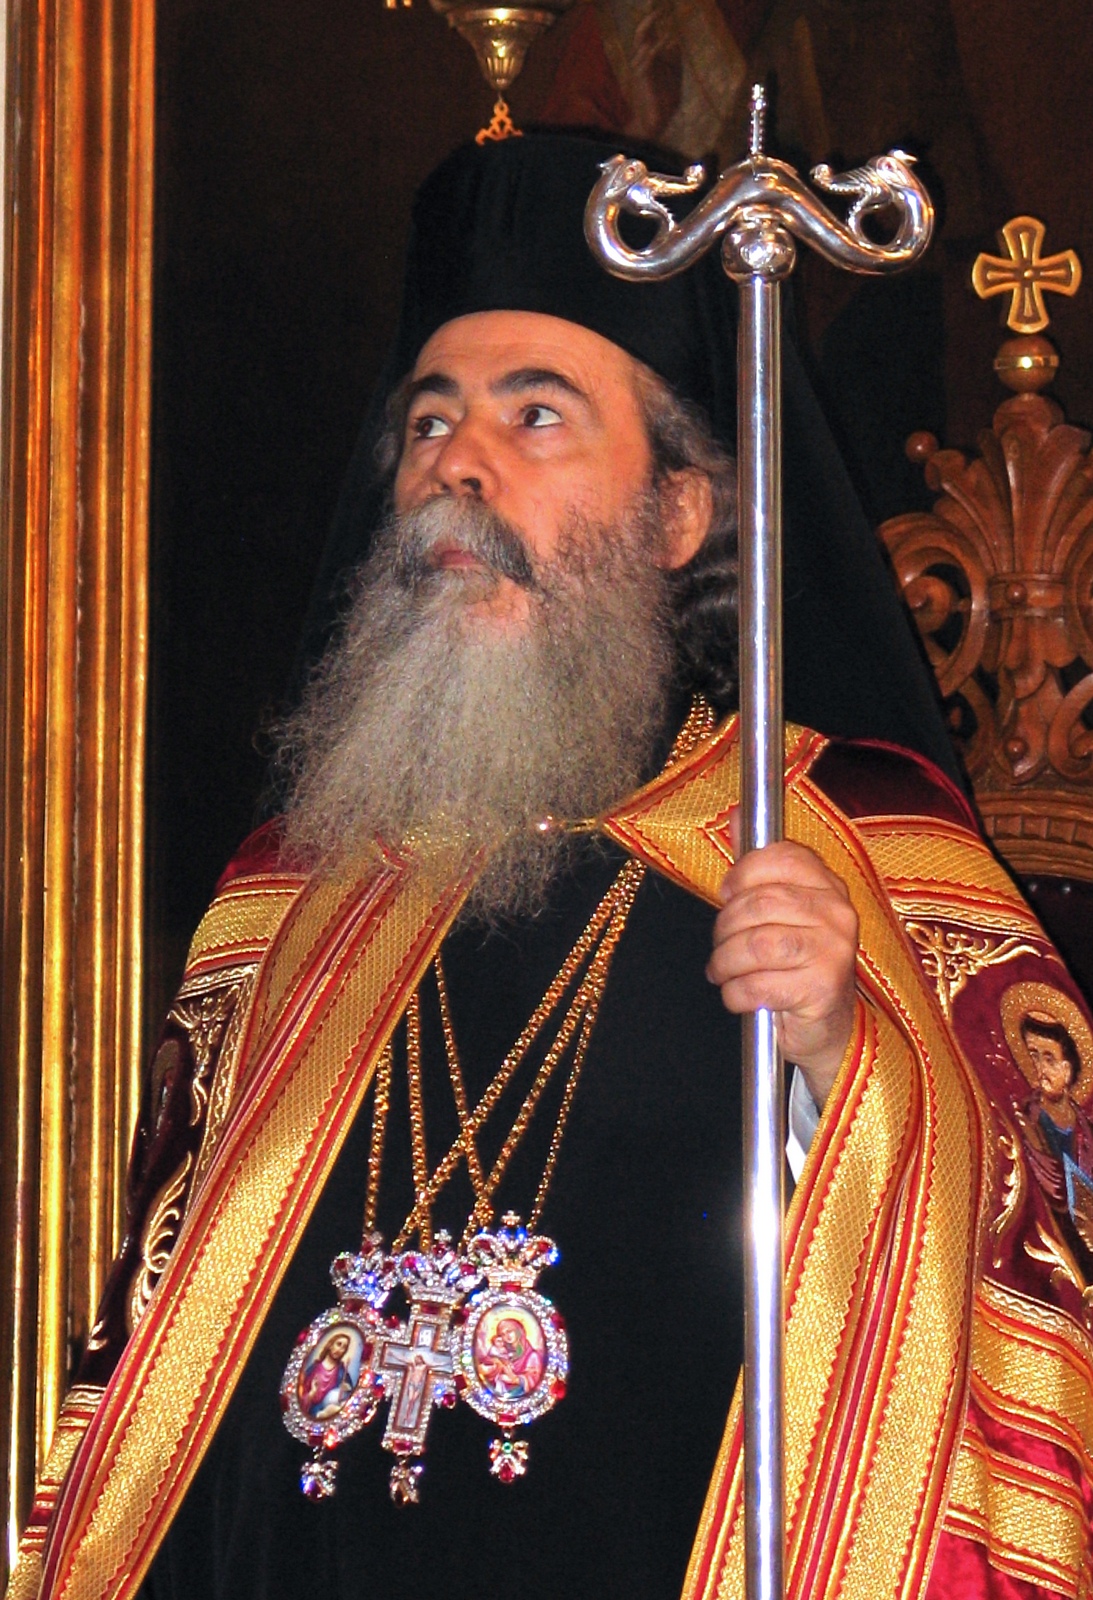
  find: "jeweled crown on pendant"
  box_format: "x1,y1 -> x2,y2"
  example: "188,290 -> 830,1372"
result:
397,1230 -> 484,1307
466,1212 -> 560,1290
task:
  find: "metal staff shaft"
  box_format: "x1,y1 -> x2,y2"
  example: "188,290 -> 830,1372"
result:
584,91 -> 933,1600
736,260 -> 786,1600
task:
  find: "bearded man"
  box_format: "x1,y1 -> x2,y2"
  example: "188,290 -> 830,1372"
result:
10,135 -> 1093,1600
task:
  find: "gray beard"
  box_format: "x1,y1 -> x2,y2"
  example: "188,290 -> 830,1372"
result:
276,495 -> 675,919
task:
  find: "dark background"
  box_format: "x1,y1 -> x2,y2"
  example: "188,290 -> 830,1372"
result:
148,0 -> 1093,1029
148,0 -> 576,1012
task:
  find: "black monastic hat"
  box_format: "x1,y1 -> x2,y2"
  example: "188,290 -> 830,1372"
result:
299,132 -> 958,778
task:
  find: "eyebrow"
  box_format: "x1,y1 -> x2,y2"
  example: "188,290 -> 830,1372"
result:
491,367 -> 590,403
406,372 -> 459,403
405,367 -> 591,406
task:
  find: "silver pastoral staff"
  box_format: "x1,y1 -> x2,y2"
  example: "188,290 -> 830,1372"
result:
584,87 -> 934,1600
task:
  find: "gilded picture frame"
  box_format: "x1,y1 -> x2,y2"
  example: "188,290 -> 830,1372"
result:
0,0 -> 154,1573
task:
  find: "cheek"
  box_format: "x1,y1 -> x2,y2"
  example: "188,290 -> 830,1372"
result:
392,462 -> 417,512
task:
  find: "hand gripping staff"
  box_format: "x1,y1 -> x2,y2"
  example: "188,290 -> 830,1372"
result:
584,86 -> 934,1600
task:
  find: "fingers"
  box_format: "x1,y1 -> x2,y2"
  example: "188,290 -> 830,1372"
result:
706,837 -> 860,1096
718,834 -> 851,903
711,845 -> 854,973
705,913 -> 856,1018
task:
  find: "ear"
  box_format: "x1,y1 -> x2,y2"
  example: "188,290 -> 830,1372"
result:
656,469 -> 714,570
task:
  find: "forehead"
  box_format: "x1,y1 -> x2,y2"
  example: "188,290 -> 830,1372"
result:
410,311 -> 642,399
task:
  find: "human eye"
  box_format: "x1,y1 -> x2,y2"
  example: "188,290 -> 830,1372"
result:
409,412 -> 452,441
520,403 -> 563,429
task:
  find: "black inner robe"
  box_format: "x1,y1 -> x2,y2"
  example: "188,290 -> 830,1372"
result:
139,834 -> 747,1600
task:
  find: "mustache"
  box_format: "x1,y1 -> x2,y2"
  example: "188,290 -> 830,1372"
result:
388,498 -> 538,591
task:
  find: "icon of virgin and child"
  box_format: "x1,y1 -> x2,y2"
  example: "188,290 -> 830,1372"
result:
1004,981 -> 1093,1254
473,1309 -> 546,1401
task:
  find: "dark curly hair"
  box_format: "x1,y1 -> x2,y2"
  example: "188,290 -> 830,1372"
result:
633,365 -> 738,710
1021,1014 -> 1081,1086
375,360 -> 739,710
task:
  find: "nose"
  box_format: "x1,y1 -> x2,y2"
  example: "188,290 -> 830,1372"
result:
428,416 -> 499,501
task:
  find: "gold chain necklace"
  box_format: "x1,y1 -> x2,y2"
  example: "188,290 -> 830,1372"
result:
384,854 -> 646,1252
281,696 -> 715,1506
283,854 -> 645,1504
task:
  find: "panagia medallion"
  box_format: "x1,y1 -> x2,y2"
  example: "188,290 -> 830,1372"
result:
280,1235 -> 396,1499
281,1218 -> 568,1503
451,1217 -> 569,1482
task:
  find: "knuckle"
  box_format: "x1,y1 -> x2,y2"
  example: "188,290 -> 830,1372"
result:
749,887 -> 785,921
748,927 -> 806,966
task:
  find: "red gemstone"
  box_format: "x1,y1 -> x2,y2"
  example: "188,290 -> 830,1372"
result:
550,1378 -> 567,1400
550,1313 -> 565,1329
502,1281 -> 519,1292
386,1314 -> 401,1328
279,1393 -> 290,1413
344,1297 -> 363,1313
498,1461 -> 516,1483
498,1413 -> 517,1428
455,1374 -> 467,1392
452,1307 -> 466,1326
440,1390 -> 456,1408
421,1301 -> 441,1315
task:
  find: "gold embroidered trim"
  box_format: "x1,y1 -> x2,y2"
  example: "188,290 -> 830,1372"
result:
184,876 -> 301,969
973,1278 -> 1093,1470
5,1550 -> 44,1599
127,1154 -> 195,1333
37,722 -> 1022,1600
1025,1220 -> 1093,1318
891,894 -> 1047,935
50,862 -> 469,1600
856,823 -> 1037,910
989,1120 -> 1026,1266
191,968 -> 259,1193
903,921 -> 1040,1019
597,723 -> 982,1600
945,1428 -> 1088,1596
168,985 -> 243,1126
8,1384 -> 105,1592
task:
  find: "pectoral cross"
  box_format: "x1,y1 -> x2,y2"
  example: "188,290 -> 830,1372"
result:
971,216 -> 1081,334
378,1303 -> 455,1499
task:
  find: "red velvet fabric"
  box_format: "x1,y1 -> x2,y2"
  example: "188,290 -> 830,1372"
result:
214,816 -> 284,892
810,734 -> 979,832
927,1530 -> 1055,1600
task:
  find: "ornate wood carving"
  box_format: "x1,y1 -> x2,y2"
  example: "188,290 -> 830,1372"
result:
880,391 -> 1093,879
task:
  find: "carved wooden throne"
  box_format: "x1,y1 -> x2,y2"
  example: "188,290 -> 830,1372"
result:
879,217 -> 1093,994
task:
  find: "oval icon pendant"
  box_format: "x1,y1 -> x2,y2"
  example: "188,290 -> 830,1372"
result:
280,1237 -> 396,1497
451,1216 -> 569,1480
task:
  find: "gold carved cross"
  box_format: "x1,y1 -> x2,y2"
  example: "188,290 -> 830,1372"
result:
972,216 -> 1082,334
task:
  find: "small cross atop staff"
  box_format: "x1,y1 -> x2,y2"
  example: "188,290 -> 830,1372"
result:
972,216 -> 1082,334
